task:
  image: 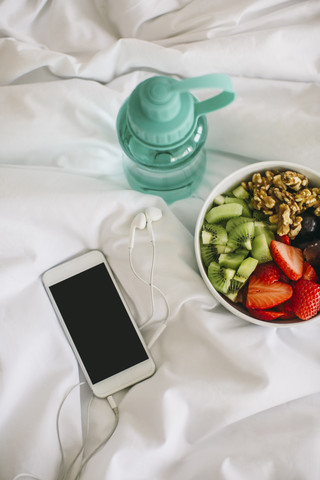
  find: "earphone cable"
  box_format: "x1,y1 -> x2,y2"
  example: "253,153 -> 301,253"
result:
12,474 -> 43,480
72,395 -> 119,480
12,385 -> 119,480
59,385 -> 94,480
128,246 -> 170,331
57,381 -> 86,478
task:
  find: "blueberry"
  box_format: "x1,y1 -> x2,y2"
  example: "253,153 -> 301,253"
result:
299,214 -> 319,240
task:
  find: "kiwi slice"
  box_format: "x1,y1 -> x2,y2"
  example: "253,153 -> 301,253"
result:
218,249 -> 248,270
207,262 -> 235,294
226,216 -> 252,233
225,256 -> 258,299
212,194 -> 225,205
234,256 -> 259,282
200,243 -> 225,267
225,278 -> 244,301
224,197 -> 252,217
254,222 -> 275,245
226,221 -> 255,251
254,220 -> 276,233
201,224 -> 228,245
251,233 -> 273,263
205,203 -> 243,224
232,184 -> 250,200
252,209 -> 268,221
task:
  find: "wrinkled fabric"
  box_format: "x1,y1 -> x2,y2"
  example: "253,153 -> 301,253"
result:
1,1 -> 320,479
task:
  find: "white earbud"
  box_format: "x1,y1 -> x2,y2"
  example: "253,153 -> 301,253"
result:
145,207 -> 162,244
145,207 -> 162,223
128,207 -> 169,344
129,212 -> 147,249
129,208 -> 162,248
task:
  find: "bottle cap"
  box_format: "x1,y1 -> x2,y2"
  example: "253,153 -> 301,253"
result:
126,74 -> 235,147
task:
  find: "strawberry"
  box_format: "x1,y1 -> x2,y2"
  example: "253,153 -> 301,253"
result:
291,279 -> 320,320
246,275 -> 293,310
254,261 -> 281,284
270,240 -> 304,281
247,308 -> 284,321
276,299 -> 296,320
276,234 -> 290,245
302,262 -> 318,282
279,271 -> 291,283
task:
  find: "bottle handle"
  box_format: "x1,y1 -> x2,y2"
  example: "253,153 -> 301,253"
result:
171,74 -> 235,117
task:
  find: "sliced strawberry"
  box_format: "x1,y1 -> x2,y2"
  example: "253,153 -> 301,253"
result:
270,240 -> 304,281
247,308 -> 284,321
302,262 -> 318,282
291,279 -> 320,320
246,275 -> 293,310
276,234 -> 290,245
276,299 -> 296,320
254,261 -> 281,284
279,271 -> 291,283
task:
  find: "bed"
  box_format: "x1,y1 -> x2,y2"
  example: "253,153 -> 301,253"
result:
1,1 -> 320,479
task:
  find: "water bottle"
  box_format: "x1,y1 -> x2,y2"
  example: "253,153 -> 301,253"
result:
116,74 -> 235,203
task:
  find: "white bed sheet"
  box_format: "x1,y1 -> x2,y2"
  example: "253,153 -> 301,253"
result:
1,1 -> 320,479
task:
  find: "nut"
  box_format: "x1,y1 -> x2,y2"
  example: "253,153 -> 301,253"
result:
282,170 -> 308,190
242,169 -> 320,239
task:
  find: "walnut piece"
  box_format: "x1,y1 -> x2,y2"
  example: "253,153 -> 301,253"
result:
242,169 -> 320,239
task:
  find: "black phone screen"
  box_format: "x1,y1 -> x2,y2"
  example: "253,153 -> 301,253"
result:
49,263 -> 148,385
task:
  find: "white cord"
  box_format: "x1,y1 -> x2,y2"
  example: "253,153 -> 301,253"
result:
129,245 -> 170,331
12,475 -> 43,480
12,385 -> 119,480
12,382 -> 86,480
72,395 -> 119,480
57,381 -> 86,477
59,387 -> 94,480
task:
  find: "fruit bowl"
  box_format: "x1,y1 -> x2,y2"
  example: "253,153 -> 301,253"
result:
194,161 -> 320,327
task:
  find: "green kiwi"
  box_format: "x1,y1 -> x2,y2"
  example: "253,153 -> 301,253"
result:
232,184 -> 250,200
252,209 -> 268,221
224,197 -> 252,217
254,220 -> 277,233
200,244 -> 225,267
234,256 -> 259,282
251,233 -> 273,263
225,256 -> 258,301
205,203 -> 243,224
201,224 -> 228,245
207,262 -> 235,294
226,216 -> 252,233
225,278 -> 244,301
212,194 -> 225,205
218,249 -> 248,270
226,221 -> 255,251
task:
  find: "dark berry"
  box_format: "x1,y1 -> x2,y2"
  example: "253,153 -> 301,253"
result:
303,240 -> 320,266
292,212 -> 320,249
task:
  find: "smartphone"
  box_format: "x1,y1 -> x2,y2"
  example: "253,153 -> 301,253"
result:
42,250 -> 156,398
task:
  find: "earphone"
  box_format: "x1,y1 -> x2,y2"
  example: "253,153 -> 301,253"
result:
12,209 -> 168,480
129,207 -> 169,347
129,207 -> 162,248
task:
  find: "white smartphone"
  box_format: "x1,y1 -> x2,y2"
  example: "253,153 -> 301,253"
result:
42,250 -> 156,398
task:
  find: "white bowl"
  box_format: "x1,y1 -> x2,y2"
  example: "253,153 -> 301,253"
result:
194,161 -> 320,327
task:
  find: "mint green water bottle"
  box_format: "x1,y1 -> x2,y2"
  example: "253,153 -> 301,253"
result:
116,74 -> 235,203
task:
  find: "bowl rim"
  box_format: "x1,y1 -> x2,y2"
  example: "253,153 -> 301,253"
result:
194,160 -> 320,327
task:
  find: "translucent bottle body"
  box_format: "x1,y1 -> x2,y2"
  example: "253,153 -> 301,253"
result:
117,103 -> 207,204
